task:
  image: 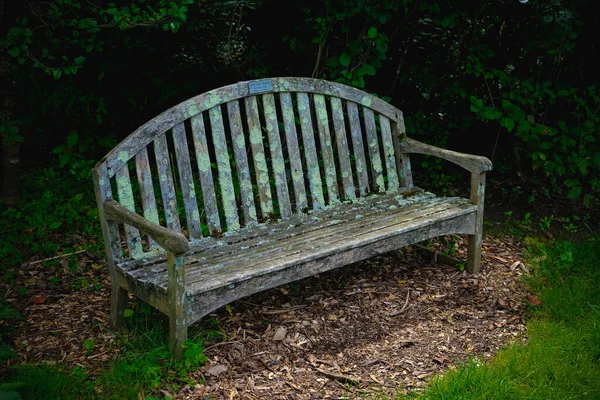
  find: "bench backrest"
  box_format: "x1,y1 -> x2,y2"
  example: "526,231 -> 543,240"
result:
93,77 -> 413,261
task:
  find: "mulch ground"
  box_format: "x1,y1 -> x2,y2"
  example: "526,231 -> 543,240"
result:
4,234 -> 532,399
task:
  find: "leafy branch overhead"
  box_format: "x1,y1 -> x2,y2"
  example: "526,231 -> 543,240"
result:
4,0 -> 196,78
1,0 -> 599,206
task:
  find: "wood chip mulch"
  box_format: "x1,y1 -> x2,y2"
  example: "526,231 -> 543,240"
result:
3,234 -> 531,399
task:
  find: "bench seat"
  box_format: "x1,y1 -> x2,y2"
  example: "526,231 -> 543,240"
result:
115,191 -> 476,325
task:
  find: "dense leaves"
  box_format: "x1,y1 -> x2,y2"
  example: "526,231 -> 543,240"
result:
1,0 -> 599,204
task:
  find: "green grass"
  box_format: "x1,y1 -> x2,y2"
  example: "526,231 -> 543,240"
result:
397,238 -> 600,400
1,308 -> 211,400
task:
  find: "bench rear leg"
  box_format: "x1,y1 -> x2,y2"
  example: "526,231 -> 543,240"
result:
110,281 -> 128,329
467,171 -> 486,273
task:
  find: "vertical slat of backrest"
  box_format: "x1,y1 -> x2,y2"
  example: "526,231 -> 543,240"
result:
297,93 -> 325,209
135,148 -> 160,248
397,151 -> 414,189
94,163 -> 123,262
227,101 -> 258,225
209,106 -> 241,231
392,120 -> 414,189
279,93 -> 308,212
190,114 -> 222,234
172,123 -> 202,239
115,166 -> 144,258
330,97 -> 356,201
154,133 -> 181,232
378,115 -> 400,192
363,108 -> 385,192
244,96 -> 274,216
346,102 -> 369,196
313,94 -> 339,204
262,94 -> 292,220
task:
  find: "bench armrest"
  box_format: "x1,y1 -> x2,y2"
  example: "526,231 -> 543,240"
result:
400,138 -> 492,174
104,199 -> 189,255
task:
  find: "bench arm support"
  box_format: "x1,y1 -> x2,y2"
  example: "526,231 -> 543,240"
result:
104,199 -> 189,255
400,138 -> 492,175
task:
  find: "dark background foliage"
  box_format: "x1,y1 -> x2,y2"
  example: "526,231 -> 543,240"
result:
0,0 -> 599,268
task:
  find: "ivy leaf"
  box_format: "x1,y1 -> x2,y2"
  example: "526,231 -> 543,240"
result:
362,63 -> 376,76
67,131 -> 79,149
339,52 -> 351,67
375,40 -> 388,53
564,179 -> 580,187
502,117 -> 515,132
557,120 -> 568,132
368,26 -> 378,38
8,47 -> 21,57
567,186 -> 582,199
124,309 -> 134,318
49,221 -> 62,230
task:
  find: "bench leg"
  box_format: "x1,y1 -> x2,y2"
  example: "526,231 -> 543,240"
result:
110,281 -> 128,329
167,253 -> 187,360
467,171 -> 486,273
169,316 -> 188,360
467,233 -> 483,273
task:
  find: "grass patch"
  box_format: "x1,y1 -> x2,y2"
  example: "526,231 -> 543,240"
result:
397,238 -> 600,399
1,307 -> 212,399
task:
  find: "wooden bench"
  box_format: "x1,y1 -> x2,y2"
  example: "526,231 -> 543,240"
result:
92,78 -> 492,359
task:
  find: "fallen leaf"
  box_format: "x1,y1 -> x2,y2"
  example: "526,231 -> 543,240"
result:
273,326 -> 287,341
526,295 -> 541,306
433,354 -> 447,364
206,364 -> 228,377
31,295 -> 45,304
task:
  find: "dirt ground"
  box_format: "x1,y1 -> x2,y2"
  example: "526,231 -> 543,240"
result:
6,234 -> 531,399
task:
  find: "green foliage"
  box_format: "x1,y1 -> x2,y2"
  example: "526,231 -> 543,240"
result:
1,365 -> 93,400
285,0 -> 600,204
3,0 -> 599,208
284,0 -> 397,89
0,167 -> 100,268
1,309 -> 210,399
0,299 -> 21,363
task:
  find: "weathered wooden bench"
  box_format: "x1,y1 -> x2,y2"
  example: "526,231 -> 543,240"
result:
92,78 -> 492,359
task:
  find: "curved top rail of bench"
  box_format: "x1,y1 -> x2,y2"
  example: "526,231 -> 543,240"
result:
94,77 -> 405,178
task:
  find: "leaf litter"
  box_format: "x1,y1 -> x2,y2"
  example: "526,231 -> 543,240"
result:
4,234 -> 530,398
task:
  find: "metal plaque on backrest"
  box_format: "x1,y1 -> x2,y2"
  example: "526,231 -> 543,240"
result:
248,79 -> 273,95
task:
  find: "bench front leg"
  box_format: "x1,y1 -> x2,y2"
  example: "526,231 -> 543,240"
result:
467,171 -> 486,273
167,252 -> 188,360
